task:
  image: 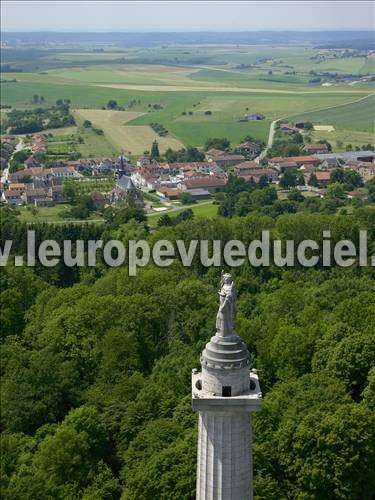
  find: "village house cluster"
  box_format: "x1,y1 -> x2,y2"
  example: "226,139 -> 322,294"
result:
129,147 -> 375,202
1,131 -> 374,208
1,134 -> 133,206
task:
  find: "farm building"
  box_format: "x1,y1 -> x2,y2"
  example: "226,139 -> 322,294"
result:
239,113 -> 265,121
280,124 -> 300,134
315,171 -> 332,187
206,152 -> 245,168
305,143 -> 329,154
235,168 -> 278,184
157,187 -> 182,200
235,141 -> 262,156
314,151 -> 375,163
178,176 -> 227,193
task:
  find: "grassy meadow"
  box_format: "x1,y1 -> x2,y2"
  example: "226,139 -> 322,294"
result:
73,108 -> 184,155
290,94 -> 375,132
147,201 -> 218,226
1,44 -> 374,153
309,129 -> 375,150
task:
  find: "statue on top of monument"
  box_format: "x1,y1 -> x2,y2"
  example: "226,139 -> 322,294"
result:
216,271 -> 237,337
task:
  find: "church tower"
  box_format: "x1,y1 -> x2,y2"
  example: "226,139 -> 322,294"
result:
192,272 -> 262,500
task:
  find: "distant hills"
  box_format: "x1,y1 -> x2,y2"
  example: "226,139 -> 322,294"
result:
2,31 -> 375,49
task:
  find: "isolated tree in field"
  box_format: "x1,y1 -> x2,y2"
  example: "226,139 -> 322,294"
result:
179,192 -> 195,205
83,120 -> 92,129
107,100 -> 118,110
287,189 -> 304,203
175,209 -> 194,223
150,141 -> 160,160
32,94 -> 39,103
157,214 -> 173,227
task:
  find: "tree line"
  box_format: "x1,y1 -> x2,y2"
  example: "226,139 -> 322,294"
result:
1,203 -> 374,499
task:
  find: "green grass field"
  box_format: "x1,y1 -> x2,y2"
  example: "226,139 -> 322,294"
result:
47,142 -> 78,155
71,110 -> 118,157
72,178 -> 115,194
147,201 -> 218,226
17,204 -> 104,223
290,94 -> 375,132
17,204 -> 72,222
2,44 -> 374,153
74,108 -> 184,154
309,129 -> 374,150
2,78 -> 372,150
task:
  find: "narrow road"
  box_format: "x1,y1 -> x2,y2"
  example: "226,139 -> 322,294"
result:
1,166 -> 9,184
256,118 -> 280,162
14,138 -> 25,154
1,139 -> 26,183
255,93 -> 373,163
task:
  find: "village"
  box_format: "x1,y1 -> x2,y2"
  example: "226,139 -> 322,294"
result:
1,126 -> 375,217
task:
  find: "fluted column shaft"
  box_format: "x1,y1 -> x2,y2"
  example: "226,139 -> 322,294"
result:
196,411 -> 253,500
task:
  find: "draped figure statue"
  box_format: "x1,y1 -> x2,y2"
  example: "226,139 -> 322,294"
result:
216,272 -> 236,337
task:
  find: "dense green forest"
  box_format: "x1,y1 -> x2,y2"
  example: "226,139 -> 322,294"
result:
1,204 -> 375,499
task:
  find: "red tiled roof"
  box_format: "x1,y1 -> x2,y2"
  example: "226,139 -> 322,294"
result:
306,143 -> 329,150
212,154 -> 244,161
183,176 -> 227,189
235,161 -> 260,169
315,171 -> 331,181
4,190 -> 22,197
288,155 -> 318,163
158,187 -> 181,197
206,148 -> 227,156
238,168 -> 277,178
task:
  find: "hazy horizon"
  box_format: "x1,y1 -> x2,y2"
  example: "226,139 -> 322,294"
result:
2,29 -> 374,34
1,1 -> 374,32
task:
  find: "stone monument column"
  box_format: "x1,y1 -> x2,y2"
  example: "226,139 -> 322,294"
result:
192,272 -> 262,500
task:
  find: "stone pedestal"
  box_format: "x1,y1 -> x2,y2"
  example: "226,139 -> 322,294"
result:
192,370 -> 262,500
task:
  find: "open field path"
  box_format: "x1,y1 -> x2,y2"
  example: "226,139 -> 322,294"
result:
93,83 -> 374,95
256,93 -> 374,160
